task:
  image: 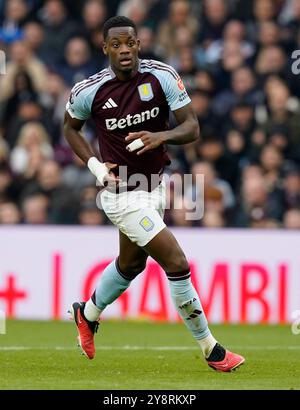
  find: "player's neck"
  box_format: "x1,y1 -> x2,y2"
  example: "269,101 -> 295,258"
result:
111,62 -> 139,81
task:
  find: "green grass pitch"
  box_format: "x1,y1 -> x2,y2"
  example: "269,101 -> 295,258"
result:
0,320 -> 299,390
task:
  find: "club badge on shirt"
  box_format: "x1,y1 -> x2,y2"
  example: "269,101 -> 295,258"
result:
138,83 -> 154,101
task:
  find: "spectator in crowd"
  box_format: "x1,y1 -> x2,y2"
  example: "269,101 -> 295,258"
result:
232,173 -> 284,227
175,46 -> 198,88
257,21 -> 281,49
255,45 -> 287,80
0,200 -> 21,224
246,0 -> 278,43
0,0 -> 28,44
38,0 -> 78,66
0,70 -> 37,132
62,152 -> 95,194
213,66 -> 262,118
188,88 -> 215,145
281,0 -> 300,48
138,26 -> 161,61
80,185 -> 98,203
157,0 -> 198,60
82,0 -> 106,33
57,36 -> 98,86
283,208 -> 300,229
23,21 -> 49,64
78,201 -> 105,226
282,163 -> 300,209
40,72 -> 68,147
0,39 -> 47,102
9,121 -> 53,177
205,19 -> 254,65
267,125 -> 291,157
226,102 -> 256,154
194,69 -> 216,95
0,164 -> 12,200
21,192 -> 49,224
204,185 -> 225,214
259,144 -> 284,188
201,209 -> 225,228
198,0 -> 228,47
197,137 -> 238,189
263,81 -> 300,158
22,159 -> 78,224
224,129 -> 249,181
117,0 -> 150,28
186,160 -> 235,211
0,135 -> 9,164
81,0 -> 107,65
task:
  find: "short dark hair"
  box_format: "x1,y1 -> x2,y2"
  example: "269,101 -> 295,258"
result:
103,16 -> 137,40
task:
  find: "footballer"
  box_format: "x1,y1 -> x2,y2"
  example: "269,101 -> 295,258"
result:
64,16 -> 245,372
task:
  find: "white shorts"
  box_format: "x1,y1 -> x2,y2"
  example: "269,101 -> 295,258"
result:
100,181 -> 166,247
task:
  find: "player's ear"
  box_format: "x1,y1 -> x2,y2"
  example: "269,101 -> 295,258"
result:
137,39 -> 141,51
102,42 -> 107,55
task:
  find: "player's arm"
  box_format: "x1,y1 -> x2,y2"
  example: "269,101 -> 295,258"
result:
64,112 -> 95,163
64,111 -> 120,185
161,103 -> 200,145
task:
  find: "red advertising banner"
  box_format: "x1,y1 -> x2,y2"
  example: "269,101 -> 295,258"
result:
0,227 -> 299,323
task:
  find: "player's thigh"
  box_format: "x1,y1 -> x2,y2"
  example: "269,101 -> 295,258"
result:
101,188 -> 166,250
143,227 -> 189,273
104,197 -> 166,248
118,230 -> 148,278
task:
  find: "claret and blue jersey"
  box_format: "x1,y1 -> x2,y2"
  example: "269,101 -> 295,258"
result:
66,59 -> 191,181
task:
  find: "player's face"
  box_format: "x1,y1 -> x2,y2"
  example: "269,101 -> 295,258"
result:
103,27 -> 140,75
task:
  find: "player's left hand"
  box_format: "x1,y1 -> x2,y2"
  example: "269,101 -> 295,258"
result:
125,131 -> 164,155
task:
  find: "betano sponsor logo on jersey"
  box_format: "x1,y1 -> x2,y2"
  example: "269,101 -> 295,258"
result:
105,107 -> 160,130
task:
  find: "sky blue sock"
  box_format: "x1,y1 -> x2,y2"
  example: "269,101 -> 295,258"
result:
94,260 -> 131,310
168,276 -> 210,340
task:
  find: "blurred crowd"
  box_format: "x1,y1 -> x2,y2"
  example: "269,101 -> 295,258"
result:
1,0 -> 300,229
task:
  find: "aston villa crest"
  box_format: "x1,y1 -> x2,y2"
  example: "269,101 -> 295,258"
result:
138,83 -> 154,101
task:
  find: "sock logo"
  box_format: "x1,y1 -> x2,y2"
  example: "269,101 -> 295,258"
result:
179,298 -> 197,310
186,309 -> 202,320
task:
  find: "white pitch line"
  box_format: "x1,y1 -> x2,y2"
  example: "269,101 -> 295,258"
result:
0,345 -> 300,351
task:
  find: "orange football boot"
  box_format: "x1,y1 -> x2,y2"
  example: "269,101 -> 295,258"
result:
70,302 -> 99,359
207,343 -> 245,372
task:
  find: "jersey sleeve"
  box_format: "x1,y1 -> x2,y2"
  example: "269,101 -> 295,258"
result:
66,81 -> 92,120
157,66 -> 191,111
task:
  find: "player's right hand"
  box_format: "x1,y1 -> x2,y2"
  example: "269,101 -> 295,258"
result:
103,162 -> 122,187
87,157 -> 122,187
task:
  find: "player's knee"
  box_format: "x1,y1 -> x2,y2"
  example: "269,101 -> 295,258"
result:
128,262 -> 147,277
118,259 -> 147,279
164,253 -> 189,274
